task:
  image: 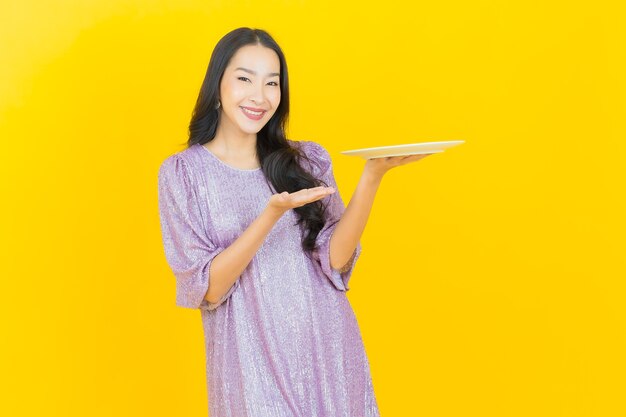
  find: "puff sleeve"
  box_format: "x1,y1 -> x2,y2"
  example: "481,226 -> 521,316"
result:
308,142 -> 362,291
157,154 -> 236,311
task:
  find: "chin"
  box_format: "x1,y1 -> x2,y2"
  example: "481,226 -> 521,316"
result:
239,121 -> 269,133
239,128 -> 263,136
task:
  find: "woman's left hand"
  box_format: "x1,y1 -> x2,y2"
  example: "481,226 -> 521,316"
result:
364,153 -> 434,180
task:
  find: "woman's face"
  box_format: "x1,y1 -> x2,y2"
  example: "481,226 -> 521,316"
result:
218,44 -> 281,136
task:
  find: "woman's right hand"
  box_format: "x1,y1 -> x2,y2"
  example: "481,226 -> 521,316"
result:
267,186 -> 336,213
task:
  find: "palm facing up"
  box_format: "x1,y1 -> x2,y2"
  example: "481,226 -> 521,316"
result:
268,186 -> 336,212
364,153 -> 434,178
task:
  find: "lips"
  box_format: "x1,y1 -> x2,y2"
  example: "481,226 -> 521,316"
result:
241,106 -> 266,112
240,106 -> 266,120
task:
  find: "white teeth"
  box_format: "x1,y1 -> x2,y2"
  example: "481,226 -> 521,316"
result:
242,107 -> 263,116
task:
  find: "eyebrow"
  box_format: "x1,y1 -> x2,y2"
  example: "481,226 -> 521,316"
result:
235,67 -> 280,77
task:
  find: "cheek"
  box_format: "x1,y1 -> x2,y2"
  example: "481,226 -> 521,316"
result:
269,89 -> 281,105
222,81 -> 246,101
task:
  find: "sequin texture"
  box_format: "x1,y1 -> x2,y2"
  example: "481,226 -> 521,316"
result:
157,140 -> 380,417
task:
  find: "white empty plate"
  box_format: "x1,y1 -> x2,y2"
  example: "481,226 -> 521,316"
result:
340,140 -> 465,159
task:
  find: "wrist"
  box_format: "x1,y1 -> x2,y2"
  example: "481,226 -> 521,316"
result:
361,167 -> 384,185
263,204 -> 286,220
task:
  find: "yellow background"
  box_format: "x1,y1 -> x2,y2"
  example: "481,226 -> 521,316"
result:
1,0 -> 625,416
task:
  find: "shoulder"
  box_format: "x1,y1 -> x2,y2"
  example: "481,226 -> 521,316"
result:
288,139 -> 332,177
158,146 -> 199,187
289,139 -> 331,159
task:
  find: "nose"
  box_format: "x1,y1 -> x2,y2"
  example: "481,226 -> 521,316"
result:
249,84 -> 267,105
249,95 -> 263,105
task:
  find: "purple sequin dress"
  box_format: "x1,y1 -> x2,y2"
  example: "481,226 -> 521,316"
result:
157,140 -> 380,417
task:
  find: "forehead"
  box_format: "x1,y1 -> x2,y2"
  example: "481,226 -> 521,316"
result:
228,44 -> 280,71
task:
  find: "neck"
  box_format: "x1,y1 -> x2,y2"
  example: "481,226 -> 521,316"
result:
211,119 -> 257,157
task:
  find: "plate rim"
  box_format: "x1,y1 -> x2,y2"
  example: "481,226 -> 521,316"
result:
340,140 -> 465,154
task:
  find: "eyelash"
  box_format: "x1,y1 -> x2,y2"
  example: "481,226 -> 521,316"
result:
237,76 -> 278,86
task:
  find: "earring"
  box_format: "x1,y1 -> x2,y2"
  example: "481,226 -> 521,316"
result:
215,100 -> 221,109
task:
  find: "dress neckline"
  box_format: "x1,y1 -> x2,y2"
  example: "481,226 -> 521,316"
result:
197,143 -> 262,172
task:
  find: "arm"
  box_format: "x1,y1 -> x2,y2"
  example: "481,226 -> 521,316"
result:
328,153 -> 433,270
206,186 -> 336,304
328,169 -> 382,271
204,206 -> 283,304
158,153 -> 335,310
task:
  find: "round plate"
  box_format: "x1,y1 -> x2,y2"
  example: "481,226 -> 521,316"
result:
340,140 -> 465,159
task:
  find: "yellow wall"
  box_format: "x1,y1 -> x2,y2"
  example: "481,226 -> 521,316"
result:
1,1 -> 624,416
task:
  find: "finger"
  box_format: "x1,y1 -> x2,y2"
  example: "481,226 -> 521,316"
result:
308,187 -> 335,199
387,154 -> 425,167
289,187 -> 331,201
300,186 -> 335,194
304,188 -> 335,203
404,153 -> 431,161
297,186 -> 327,193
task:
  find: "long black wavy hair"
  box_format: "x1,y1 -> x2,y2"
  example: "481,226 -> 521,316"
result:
186,27 -> 328,257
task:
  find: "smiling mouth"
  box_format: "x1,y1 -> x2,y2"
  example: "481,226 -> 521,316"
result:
240,107 -> 267,121
241,107 -> 266,116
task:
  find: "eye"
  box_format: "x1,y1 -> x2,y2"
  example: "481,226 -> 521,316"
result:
267,81 -> 279,86
237,76 -> 250,82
